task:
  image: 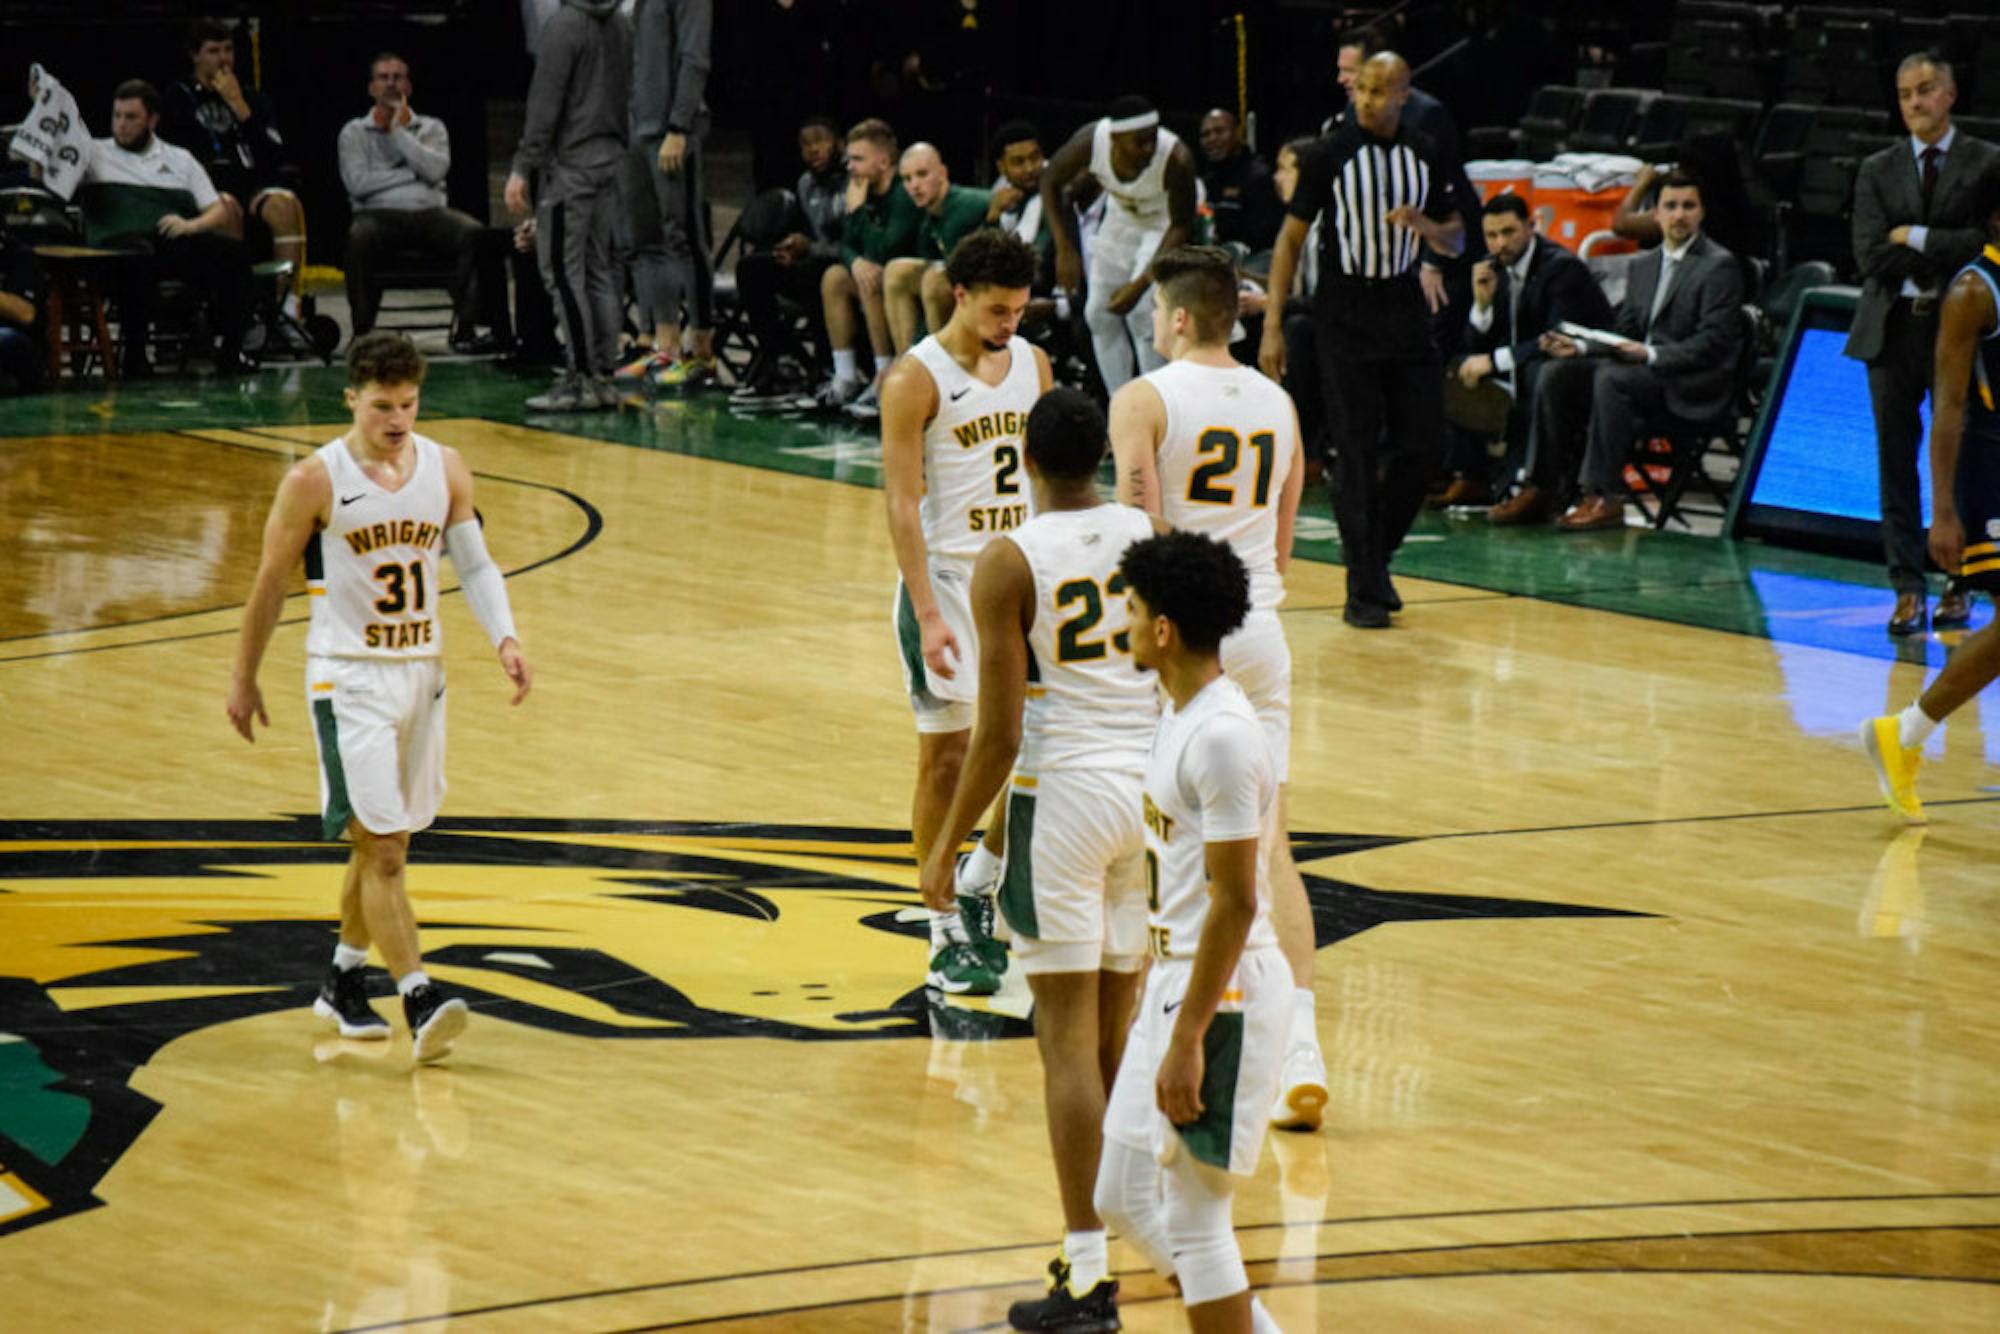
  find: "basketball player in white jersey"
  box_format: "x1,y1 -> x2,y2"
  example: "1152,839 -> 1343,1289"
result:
916,388 -> 1165,1327
881,229 -> 1052,994
1097,529 -> 1289,1334
226,332 -> 532,1063
1109,244 -> 1330,1135
1041,94 -> 1198,394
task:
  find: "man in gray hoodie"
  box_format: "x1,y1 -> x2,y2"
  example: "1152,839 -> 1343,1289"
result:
613,0 -> 715,394
505,0 -> 632,411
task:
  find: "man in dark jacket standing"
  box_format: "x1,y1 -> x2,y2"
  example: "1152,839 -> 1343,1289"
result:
1845,53 -> 2000,634
506,0 -> 632,412
614,0 -> 715,394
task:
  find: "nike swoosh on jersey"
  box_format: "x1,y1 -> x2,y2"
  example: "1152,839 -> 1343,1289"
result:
949,386 -> 972,401
339,493 -> 367,505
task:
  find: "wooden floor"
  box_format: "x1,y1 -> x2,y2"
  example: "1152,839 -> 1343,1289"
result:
3,417 -> 1999,1331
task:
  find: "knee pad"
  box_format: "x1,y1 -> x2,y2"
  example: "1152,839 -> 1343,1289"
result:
1092,1140 -> 1174,1277
1165,1158 -> 1246,1306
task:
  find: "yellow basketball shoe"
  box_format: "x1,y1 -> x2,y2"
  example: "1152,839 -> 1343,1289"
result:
1859,716 -> 1927,824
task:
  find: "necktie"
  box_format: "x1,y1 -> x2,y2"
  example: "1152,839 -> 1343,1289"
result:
1647,254 -> 1676,333
1922,145 -> 1941,215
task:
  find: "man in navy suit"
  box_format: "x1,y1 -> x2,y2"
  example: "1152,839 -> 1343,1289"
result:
1444,191 -> 1615,519
1531,171 -> 1743,531
1845,53 -> 2000,634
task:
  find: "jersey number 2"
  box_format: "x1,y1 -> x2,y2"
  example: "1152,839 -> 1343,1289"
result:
372,561 -> 428,615
1187,427 -> 1276,506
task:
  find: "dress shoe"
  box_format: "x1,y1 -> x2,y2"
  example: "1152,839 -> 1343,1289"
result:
1342,600 -> 1392,629
1887,591 -> 1926,637
1556,494 -> 1628,531
1932,588 -> 1973,628
1487,484 -> 1550,526
1425,477 -> 1491,509
449,329 -> 507,356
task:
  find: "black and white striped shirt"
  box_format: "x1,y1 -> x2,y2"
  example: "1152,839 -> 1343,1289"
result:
1288,121 -> 1452,281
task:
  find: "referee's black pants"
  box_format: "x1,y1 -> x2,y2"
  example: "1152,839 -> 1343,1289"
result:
1314,277 -> 1443,610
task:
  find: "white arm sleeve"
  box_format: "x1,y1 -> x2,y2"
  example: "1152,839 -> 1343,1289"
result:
444,519 -> 518,648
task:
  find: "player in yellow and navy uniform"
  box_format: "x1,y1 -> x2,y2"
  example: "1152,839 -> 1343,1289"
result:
1862,170 -> 2000,823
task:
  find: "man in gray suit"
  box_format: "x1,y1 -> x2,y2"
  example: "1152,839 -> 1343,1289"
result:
1846,52 -> 2000,635
1531,172 -> 1743,531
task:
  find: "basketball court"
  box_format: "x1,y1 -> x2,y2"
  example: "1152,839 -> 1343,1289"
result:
3,364 -> 1997,1329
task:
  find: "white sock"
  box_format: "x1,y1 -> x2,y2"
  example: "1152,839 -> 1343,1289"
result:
1899,702 -> 1939,751
929,909 -> 966,949
332,943 -> 368,972
1251,1295 -> 1284,1333
1291,987 -> 1317,1051
832,348 -> 857,383
1064,1229 -> 1109,1292
396,970 -> 432,996
961,841 -> 1002,894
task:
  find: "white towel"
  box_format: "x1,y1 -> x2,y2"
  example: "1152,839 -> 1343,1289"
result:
9,65 -> 91,201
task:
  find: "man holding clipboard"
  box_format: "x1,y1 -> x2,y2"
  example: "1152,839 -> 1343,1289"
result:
1531,171 -> 1743,531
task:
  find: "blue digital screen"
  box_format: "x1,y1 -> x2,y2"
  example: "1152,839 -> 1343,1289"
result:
1746,325 -> 1933,523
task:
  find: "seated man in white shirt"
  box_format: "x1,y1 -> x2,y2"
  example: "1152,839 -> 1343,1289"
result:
77,79 -> 253,377
338,52 -> 505,351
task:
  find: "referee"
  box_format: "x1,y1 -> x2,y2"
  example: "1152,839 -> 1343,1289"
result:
1261,52 -> 1464,629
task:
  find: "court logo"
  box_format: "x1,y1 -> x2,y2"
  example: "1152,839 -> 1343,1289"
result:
0,817 -> 1645,1238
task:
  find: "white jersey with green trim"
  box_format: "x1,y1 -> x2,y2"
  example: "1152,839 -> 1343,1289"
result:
1009,503 -> 1159,774
304,433 -> 450,659
1146,359 -> 1299,611
1141,675 -> 1277,960
909,334 -> 1039,564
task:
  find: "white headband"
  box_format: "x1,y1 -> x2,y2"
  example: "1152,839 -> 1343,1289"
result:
1106,111 -> 1159,133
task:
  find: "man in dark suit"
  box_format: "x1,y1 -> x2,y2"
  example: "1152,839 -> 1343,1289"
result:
1845,53 -> 2000,635
1532,171 -> 1743,531
1444,192 -> 1615,519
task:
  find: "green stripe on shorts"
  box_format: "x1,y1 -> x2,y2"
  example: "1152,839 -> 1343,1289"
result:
1178,1011 -> 1245,1170
997,787 -> 1038,939
312,698 -> 354,841
896,582 -> 929,697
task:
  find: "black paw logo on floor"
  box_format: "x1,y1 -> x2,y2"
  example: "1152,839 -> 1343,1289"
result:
0,817 -> 1648,1238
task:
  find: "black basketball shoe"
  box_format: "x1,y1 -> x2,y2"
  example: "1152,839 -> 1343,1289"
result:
312,965 -> 390,1039
1007,1255 -> 1120,1332
403,983 -> 469,1063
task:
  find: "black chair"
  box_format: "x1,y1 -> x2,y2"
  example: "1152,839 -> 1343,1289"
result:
1514,86 -> 1587,160
368,243 -> 459,337
1571,89 -> 1645,153
1630,94 -> 1691,160
710,188 -> 813,385
1625,304 -> 1763,531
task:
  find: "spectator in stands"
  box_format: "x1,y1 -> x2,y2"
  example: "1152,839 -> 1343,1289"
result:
0,233 -> 41,395
339,53 -> 505,352
1457,192 -> 1616,522
797,117 -> 919,417
616,0 -> 717,394
882,142 -> 990,357
1533,172 -> 1742,532
505,0 -> 633,413
730,115 -> 847,405
160,18 -> 307,319
81,79 -> 253,377
986,119 -> 1053,288
1195,108 -> 1281,257
1847,52 -> 2000,635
